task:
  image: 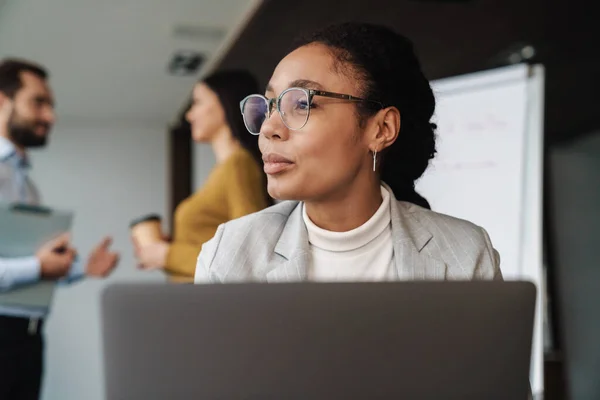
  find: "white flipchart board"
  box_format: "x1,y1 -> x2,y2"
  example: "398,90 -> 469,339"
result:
416,64 -> 545,396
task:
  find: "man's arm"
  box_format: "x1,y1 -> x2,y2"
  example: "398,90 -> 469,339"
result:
0,256 -> 41,291
58,257 -> 85,285
0,233 -> 75,290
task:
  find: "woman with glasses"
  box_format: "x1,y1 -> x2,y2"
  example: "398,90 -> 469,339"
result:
194,22 -> 502,283
135,70 -> 270,282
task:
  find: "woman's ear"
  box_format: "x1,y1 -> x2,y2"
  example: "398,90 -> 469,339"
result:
369,106 -> 400,152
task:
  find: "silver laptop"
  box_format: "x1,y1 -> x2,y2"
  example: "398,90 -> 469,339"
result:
102,282 -> 535,400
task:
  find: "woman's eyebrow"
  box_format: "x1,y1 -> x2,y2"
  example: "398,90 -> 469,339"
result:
288,79 -> 324,90
265,79 -> 325,94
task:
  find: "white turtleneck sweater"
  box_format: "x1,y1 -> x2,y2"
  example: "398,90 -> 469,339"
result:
302,186 -> 396,282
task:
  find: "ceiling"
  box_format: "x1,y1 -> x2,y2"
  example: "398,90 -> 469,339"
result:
214,0 -> 598,144
0,0 -> 259,126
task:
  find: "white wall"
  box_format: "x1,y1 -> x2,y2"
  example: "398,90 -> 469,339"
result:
28,122 -> 169,400
192,142 -> 216,191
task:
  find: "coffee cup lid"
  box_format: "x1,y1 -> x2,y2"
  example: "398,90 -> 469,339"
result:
130,214 -> 162,228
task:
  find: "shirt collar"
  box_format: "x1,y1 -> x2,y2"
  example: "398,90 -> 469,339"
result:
302,185 -> 391,252
0,136 -> 30,168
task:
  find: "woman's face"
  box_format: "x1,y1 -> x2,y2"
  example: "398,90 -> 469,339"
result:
186,83 -> 226,143
259,44 -> 375,202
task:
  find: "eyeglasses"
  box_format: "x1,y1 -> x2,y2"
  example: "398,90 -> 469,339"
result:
239,87 -> 384,135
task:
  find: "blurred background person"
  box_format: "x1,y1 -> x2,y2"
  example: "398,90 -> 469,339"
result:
0,58 -> 119,400
134,70 -> 271,282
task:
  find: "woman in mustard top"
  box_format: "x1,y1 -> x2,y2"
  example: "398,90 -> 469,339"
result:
134,70 -> 270,281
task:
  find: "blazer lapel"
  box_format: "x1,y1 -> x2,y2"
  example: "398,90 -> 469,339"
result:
265,188 -> 447,282
267,202 -> 310,282
387,186 -> 447,280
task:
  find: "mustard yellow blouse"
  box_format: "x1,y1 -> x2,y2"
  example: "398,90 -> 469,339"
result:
165,147 -> 268,281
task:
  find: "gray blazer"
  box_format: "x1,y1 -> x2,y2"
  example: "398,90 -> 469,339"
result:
195,187 -> 502,283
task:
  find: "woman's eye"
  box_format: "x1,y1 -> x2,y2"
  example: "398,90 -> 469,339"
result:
297,100 -> 309,110
295,100 -> 316,110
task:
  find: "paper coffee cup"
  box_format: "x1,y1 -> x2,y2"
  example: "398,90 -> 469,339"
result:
130,214 -> 162,246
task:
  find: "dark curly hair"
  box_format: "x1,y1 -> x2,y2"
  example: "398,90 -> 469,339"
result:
294,22 -> 436,209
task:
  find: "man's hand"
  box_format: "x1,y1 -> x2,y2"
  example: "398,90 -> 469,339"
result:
86,237 -> 119,278
36,233 -> 76,280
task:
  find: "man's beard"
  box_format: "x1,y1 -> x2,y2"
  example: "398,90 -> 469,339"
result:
8,112 -> 50,148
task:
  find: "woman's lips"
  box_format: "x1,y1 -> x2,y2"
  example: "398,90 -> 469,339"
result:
262,153 -> 294,175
